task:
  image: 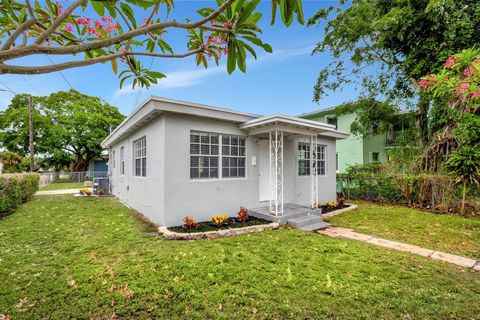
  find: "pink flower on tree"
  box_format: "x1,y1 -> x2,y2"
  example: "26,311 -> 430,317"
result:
94,20 -> 105,29
455,82 -> 470,93
101,16 -> 113,23
444,55 -> 457,68
463,66 -> 477,77
63,25 -> 73,33
471,90 -> 480,98
54,2 -> 63,15
76,17 -> 91,25
418,74 -> 436,89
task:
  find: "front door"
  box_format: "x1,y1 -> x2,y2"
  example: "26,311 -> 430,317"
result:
258,140 -> 270,201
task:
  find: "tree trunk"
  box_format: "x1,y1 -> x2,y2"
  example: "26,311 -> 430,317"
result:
461,180 -> 467,215
416,93 -> 430,148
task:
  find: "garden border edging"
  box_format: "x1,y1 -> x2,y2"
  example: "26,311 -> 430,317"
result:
159,222 -> 280,240
322,203 -> 358,219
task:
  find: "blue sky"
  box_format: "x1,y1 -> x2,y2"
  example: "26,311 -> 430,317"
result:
0,0 -> 362,116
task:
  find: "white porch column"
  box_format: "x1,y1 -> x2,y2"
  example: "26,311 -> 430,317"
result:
310,135 -> 318,208
269,130 -> 283,215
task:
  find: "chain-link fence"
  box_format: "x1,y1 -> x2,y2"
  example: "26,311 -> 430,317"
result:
337,174 -> 480,216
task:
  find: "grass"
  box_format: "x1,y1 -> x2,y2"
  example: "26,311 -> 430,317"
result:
326,201 -> 480,259
39,181 -> 87,191
0,196 -> 479,319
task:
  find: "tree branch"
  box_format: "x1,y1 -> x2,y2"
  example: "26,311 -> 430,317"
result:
35,0 -> 87,45
125,49 -> 202,58
0,49 -> 202,75
1,19 -> 36,50
0,0 -> 235,61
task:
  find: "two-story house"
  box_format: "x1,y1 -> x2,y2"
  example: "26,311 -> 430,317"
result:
300,106 -> 412,173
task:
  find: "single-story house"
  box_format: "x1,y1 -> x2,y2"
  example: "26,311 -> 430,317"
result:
101,97 -> 349,226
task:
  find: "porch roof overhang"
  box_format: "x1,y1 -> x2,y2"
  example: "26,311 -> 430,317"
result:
240,115 -> 349,139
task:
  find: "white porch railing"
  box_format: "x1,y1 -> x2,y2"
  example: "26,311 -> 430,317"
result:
310,135 -> 319,208
269,130 -> 284,216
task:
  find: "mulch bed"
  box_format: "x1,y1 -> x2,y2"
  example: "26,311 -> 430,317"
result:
321,204 -> 351,214
168,216 -> 269,233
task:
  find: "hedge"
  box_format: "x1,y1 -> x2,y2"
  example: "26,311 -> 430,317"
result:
338,173 -> 480,216
0,173 -> 40,218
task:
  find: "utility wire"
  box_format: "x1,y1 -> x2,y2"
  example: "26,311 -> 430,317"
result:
20,75 -> 42,96
45,55 -> 74,90
133,57 -> 155,107
0,80 -> 17,95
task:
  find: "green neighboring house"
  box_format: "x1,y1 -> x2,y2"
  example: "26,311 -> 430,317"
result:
300,107 -> 412,173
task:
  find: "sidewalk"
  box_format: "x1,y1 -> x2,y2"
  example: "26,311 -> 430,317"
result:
318,227 -> 480,271
36,188 -> 88,195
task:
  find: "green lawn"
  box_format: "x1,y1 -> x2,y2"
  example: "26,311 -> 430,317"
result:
326,201 -> 480,259
1,196 -> 479,319
39,181 -> 87,191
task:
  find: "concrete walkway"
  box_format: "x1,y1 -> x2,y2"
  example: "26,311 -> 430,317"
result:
318,227 -> 480,271
36,188 -> 87,195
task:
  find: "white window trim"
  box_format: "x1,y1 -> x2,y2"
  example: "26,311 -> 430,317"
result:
336,152 -> 340,173
120,146 -> 125,175
190,131 -> 248,181
297,142 -> 328,177
325,115 -> 338,130
133,136 -> 146,177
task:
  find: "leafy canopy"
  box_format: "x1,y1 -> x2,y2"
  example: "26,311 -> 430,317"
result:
0,90 -> 125,171
308,0 -> 480,102
0,0 -> 304,89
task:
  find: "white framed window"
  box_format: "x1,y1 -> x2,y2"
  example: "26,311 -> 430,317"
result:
298,142 -> 327,176
190,131 -> 247,180
336,152 -> 339,173
120,146 -> 125,175
222,135 -> 246,178
133,136 -> 146,177
370,152 -> 380,162
190,132 -> 219,179
325,115 -> 338,130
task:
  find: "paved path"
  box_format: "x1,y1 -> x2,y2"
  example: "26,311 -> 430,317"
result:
36,188 -> 89,196
318,227 -> 480,271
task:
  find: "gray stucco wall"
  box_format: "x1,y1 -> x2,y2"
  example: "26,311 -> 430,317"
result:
109,115 -> 166,225
109,112 -> 338,226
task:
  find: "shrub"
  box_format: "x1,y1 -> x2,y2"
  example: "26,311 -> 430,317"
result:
79,188 -> 93,196
338,173 -> 480,216
325,201 -> 337,208
0,173 -> 39,218
183,216 -> 198,230
237,207 -> 249,222
211,214 -> 228,227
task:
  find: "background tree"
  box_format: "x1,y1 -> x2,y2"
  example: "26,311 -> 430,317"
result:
419,49 -> 480,172
0,0 -> 303,88
308,0 -> 480,146
443,146 -> 480,214
0,89 -> 125,171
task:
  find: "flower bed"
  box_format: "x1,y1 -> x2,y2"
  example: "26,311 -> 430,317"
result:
168,216 -> 269,233
321,204 -> 351,214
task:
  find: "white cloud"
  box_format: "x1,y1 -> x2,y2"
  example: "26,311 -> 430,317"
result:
113,45 -> 313,97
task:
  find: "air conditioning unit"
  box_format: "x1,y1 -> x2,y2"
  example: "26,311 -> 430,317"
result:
93,177 -> 110,195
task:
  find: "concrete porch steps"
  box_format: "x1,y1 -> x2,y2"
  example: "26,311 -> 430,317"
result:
299,222 -> 331,232
287,214 -> 331,232
287,215 -> 323,228
248,203 -> 330,232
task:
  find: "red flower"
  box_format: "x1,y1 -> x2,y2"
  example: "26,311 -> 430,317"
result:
101,16 -> 113,23
444,55 -> 457,68
471,90 -> 480,98
455,82 -> 470,93
464,66 -> 477,77
63,25 -> 73,33
418,74 -> 436,89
